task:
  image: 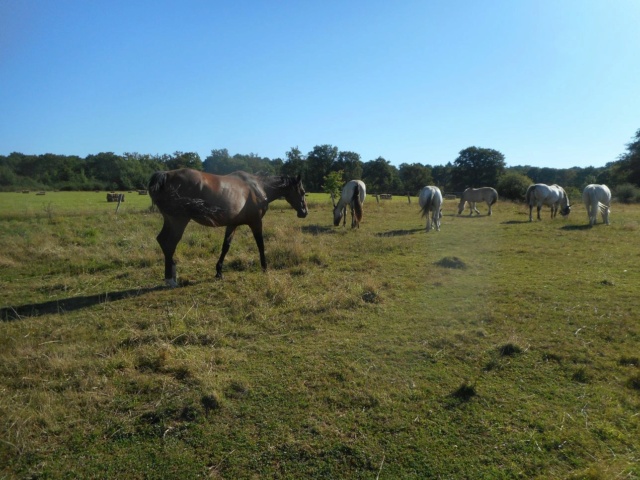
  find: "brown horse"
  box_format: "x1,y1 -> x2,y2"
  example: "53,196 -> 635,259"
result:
149,168 -> 308,286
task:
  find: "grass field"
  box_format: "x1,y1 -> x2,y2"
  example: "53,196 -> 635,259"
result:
1,190 -> 639,479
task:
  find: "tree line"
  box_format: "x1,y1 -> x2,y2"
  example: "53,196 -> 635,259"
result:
2,128 -> 639,201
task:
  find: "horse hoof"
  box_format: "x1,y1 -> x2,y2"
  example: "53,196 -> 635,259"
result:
165,279 -> 178,288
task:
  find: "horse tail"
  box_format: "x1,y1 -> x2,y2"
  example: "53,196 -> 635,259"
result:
352,184 -> 363,225
525,185 -> 535,205
420,190 -> 433,218
490,189 -> 498,205
148,171 -> 168,205
588,186 -> 599,222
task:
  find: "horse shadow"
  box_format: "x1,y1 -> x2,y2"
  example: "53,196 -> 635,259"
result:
1,286 -> 163,321
561,224 -> 592,231
502,220 -> 530,225
302,224 -> 337,235
455,214 -> 490,219
375,228 -> 423,237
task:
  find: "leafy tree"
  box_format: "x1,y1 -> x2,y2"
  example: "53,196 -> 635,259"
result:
166,151 -> 203,170
362,157 -> 402,193
85,152 -> 126,190
335,151 -> 363,181
451,147 -> 506,191
525,167 -> 558,185
398,163 -> 433,195
281,147 -> 306,177
270,157 -> 284,174
203,149 -> 232,174
306,145 -> 338,191
431,163 -> 453,192
613,129 -> 640,187
322,170 -> 344,203
0,165 -> 18,187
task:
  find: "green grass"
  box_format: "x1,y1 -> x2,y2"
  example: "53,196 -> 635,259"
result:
1,192 -> 639,478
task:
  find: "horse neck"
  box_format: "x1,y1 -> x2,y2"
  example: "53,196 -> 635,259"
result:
262,176 -> 291,202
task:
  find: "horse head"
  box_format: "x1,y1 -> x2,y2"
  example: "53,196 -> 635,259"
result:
283,174 -> 308,218
333,204 -> 343,226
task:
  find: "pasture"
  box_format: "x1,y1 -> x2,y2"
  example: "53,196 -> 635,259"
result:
1,190 -> 639,479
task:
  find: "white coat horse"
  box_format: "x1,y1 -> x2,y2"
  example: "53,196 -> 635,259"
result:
582,184 -> 611,226
457,187 -> 499,216
419,186 -> 443,232
525,183 -> 572,222
333,180 -> 366,228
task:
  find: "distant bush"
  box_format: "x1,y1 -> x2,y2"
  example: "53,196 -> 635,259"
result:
615,183 -> 640,203
564,186 -> 581,204
497,172 -> 533,201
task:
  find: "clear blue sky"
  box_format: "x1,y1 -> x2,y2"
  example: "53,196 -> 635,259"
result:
1,0 -> 639,169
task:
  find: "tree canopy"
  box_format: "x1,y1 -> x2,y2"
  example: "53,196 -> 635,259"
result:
2,129 -> 640,199
451,147 -> 506,192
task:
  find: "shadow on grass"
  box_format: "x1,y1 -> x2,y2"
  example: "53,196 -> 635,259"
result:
561,224 -> 592,231
1,286 -> 164,321
375,228 -> 423,237
455,213 -> 491,219
301,224 -> 336,235
501,220 -> 530,225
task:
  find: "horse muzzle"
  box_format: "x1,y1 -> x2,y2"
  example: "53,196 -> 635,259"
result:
297,208 -> 308,218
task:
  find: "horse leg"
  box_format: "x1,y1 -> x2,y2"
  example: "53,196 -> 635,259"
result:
472,202 -> 479,215
537,205 -> 542,220
249,222 -> 267,272
215,225 -> 237,279
487,202 -> 492,216
342,206 -> 347,227
426,210 -> 432,232
156,216 -> 189,287
529,205 -> 533,222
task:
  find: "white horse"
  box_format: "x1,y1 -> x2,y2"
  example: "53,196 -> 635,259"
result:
582,184 -> 611,226
419,186 -> 443,232
525,183 -> 572,221
333,180 -> 366,228
457,187 -> 499,216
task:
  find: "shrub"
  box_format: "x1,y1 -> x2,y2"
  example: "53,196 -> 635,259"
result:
614,183 -> 640,203
497,172 -> 533,201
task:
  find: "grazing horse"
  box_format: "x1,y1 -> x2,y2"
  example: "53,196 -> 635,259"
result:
419,186 -> 443,232
457,187 -> 499,216
525,183 -> 572,222
583,184 -> 611,226
149,168 -> 308,286
333,180 -> 366,228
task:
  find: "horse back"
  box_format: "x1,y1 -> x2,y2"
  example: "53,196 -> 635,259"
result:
419,186 -> 441,215
149,168 -> 261,226
342,180 -> 366,204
